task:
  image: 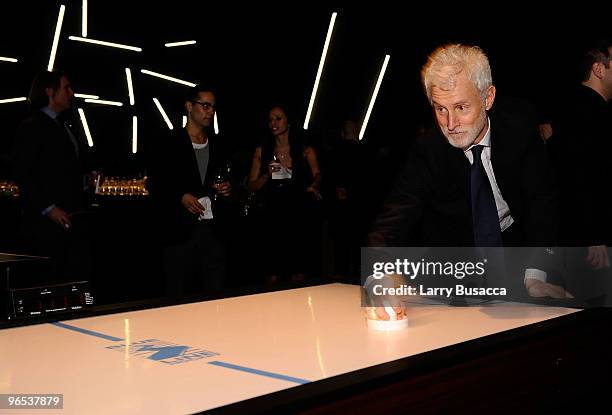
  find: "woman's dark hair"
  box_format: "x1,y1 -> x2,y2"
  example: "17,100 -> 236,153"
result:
28,70 -> 66,109
259,104 -> 310,183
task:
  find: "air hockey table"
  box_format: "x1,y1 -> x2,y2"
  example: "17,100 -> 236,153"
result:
1,283 -> 610,414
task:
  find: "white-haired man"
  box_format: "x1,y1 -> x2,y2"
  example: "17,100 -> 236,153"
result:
366,44 -> 569,318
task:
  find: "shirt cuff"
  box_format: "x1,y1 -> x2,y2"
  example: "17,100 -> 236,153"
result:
41,204 -> 56,216
524,268 -> 547,284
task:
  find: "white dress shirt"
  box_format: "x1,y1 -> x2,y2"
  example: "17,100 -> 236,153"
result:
463,118 -> 514,232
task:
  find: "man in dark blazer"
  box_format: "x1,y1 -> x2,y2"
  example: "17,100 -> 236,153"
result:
149,84 -> 235,297
367,44 -> 569,318
11,70 -> 93,282
544,41 -> 612,304
548,40 -> 612,267
368,104 -> 555,248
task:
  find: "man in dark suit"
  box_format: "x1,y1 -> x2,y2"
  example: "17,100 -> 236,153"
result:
544,40 -> 612,304
11,70 -> 93,282
549,40 -> 612,267
149,84 -> 235,297
367,44 -> 569,319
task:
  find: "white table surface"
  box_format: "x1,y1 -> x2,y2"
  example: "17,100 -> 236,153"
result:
0,283 -> 578,414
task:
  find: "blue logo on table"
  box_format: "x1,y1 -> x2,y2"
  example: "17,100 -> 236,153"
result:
106,339 -> 219,365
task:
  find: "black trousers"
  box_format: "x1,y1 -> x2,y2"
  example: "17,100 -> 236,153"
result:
20,212 -> 93,285
163,221 -> 227,297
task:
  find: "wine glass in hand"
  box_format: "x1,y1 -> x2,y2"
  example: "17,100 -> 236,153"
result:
212,162 -> 231,200
269,154 -> 281,177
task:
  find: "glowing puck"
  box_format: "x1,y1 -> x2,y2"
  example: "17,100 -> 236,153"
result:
367,317 -> 409,331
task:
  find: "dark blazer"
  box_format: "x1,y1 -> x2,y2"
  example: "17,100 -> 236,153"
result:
11,110 -> 89,216
548,86 -> 612,246
368,107 -> 557,247
149,128 -> 235,245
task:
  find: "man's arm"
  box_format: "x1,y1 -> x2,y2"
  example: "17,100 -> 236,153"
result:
367,149 -> 428,247
520,130 -> 574,297
521,124 -> 558,246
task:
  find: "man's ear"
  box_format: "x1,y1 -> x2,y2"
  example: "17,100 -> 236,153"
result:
592,62 -> 605,80
185,101 -> 192,113
485,85 -> 496,110
45,87 -> 54,98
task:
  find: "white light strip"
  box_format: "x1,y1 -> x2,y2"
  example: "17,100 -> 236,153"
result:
68,36 -> 142,52
77,108 -> 94,147
0,97 -> 27,104
153,98 -> 173,130
132,116 -> 138,154
214,112 -> 219,135
164,40 -> 197,47
140,69 -> 196,87
303,11 -> 337,130
0,57 -> 18,63
182,115 -> 187,128
82,0 -> 87,37
84,98 -> 123,106
74,93 -> 99,99
125,68 -> 135,105
48,4 -> 66,71
359,54 -> 390,141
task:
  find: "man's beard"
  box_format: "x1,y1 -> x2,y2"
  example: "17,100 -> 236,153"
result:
442,109 -> 487,150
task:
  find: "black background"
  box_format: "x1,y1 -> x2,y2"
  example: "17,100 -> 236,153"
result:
0,1 -> 608,176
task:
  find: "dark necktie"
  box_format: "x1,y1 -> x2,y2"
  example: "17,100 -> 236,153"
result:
54,116 -> 80,159
470,145 -> 502,246
63,121 -> 80,159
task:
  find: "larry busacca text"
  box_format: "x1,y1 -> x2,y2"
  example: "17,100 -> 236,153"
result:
371,283 -> 507,297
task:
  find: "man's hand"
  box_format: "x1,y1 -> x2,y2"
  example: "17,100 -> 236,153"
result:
366,305 -> 407,321
525,278 -> 574,299
47,207 -> 72,231
85,170 -> 100,190
586,245 -> 610,270
181,193 -> 204,215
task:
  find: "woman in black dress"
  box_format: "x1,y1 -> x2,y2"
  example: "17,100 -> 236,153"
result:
248,105 -> 322,283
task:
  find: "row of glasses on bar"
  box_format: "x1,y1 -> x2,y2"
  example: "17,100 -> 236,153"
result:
0,180 -> 20,198
97,176 -> 149,196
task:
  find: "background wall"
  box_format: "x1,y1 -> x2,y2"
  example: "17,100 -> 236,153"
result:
0,1 -> 606,176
